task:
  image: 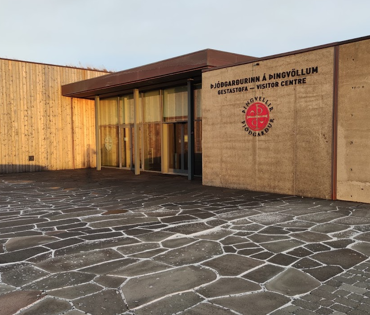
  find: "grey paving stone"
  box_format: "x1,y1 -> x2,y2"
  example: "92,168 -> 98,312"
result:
37,249 -> 123,272
116,242 -> 160,255
0,283 -> 16,296
0,290 -> 43,315
135,291 -> 203,315
311,223 -> 349,233
202,253 -> 263,276
268,253 -> 299,266
4,235 -> 59,251
312,249 -> 367,269
130,248 -> 168,258
213,291 -> 290,315
1,265 -> 49,287
293,257 -> 322,269
79,258 -> 137,274
47,283 -> 103,299
154,240 -> 223,266
109,259 -> 172,277
0,246 -> 49,263
243,264 -> 285,283
73,289 -> 127,315
305,265 -> 344,281
17,296 -> 72,315
266,268 -> 321,296
121,266 -> 216,308
22,271 -> 95,291
260,239 -> 303,253
351,242 -> 370,256
196,277 -> 260,297
161,237 -> 195,248
182,302 -> 236,314
293,231 -> 332,242
94,275 -> 126,288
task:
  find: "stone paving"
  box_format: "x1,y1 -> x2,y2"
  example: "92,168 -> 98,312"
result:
0,169 -> 370,315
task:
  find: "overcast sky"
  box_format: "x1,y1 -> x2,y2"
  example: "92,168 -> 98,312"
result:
1,0 -> 369,72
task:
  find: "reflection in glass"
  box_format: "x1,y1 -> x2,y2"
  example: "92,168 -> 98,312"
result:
100,126 -> 119,167
143,124 -> 161,171
163,86 -> 188,122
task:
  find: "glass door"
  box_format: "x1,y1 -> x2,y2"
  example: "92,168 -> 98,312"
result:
168,122 -> 188,174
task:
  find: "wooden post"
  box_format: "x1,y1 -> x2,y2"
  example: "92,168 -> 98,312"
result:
95,96 -> 101,170
133,89 -> 140,175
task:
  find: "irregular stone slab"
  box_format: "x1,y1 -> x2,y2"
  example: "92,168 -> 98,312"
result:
0,291 -> 43,315
130,248 -> 168,258
292,231 -> 332,242
324,239 -> 354,249
243,264 -> 284,283
293,257 -> 322,269
94,275 -> 126,288
304,243 -> 331,252
259,226 -> 290,234
154,240 -> 222,266
351,242 -> 370,256
0,246 -> 50,264
312,249 -> 367,269
197,229 -> 233,241
182,302 -> 236,315
202,254 -> 263,276
121,266 -> 216,308
23,271 -> 95,291
0,283 -> 16,296
164,222 -> 214,235
354,232 -> 370,242
117,243 -> 159,255
73,290 -> 127,315
37,249 -> 123,272
196,277 -> 260,298
334,216 -> 370,225
135,292 -> 203,315
161,237 -> 196,248
286,247 -> 313,257
213,291 -> 290,315
1,265 -> 49,287
0,218 -> 47,229
248,213 -> 293,225
220,236 -> 249,245
268,253 -> 299,266
136,231 -> 174,242
260,239 -> 303,253
89,217 -> 158,229
4,235 -> 59,251
54,237 -> 140,256
248,234 -> 289,243
80,231 -> 123,240
48,283 -> 103,299
79,258 -> 137,274
305,265 -> 344,281
311,223 -> 348,233
110,260 -> 171,277
266,268 -> 320,296
299,211 -> 348,223
17,296 -> 72,315
161,214 -> 197,223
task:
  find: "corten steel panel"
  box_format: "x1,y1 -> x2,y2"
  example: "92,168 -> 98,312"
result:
202,48 -> 334,199
337,39 -> 370,203
61,49 -> 256,99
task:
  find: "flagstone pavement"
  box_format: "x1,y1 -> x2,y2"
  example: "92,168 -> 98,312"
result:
0,169 -> 370,315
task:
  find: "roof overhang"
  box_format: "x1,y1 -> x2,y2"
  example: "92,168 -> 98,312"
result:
62,49 -> 256,99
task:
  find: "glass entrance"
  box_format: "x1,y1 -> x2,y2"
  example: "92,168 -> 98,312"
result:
168,122 -> 188,174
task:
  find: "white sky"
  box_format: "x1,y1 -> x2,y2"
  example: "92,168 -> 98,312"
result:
0,0 -> 369,72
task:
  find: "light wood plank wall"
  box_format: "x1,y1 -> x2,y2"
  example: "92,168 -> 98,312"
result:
0,58 -> 108,173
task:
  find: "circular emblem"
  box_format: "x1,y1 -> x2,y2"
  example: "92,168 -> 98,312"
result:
245,102 -> 270,132
104,136 -> 113,151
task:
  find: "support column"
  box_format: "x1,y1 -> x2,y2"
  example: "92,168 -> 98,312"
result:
95,96 -> 101,171
187,79 -> 194,180
133,89 -> 140,175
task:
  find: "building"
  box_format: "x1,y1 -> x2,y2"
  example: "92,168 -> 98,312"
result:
1,36 -> 370,204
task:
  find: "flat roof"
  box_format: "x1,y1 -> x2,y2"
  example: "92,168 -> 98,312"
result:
61,49 -> 256,99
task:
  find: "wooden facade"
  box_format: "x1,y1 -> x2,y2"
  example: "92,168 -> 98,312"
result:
0,58 -> 107,173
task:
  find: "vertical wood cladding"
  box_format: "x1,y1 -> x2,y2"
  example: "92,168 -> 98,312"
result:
0,59 -> 107,173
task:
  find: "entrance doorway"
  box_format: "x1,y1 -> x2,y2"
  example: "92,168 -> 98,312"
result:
168,122 -> 188,174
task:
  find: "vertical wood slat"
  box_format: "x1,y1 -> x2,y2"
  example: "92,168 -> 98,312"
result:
0,58 -> 107,173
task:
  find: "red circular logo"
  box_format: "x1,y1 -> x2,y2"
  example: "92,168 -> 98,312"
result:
245,102 -> 270,131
